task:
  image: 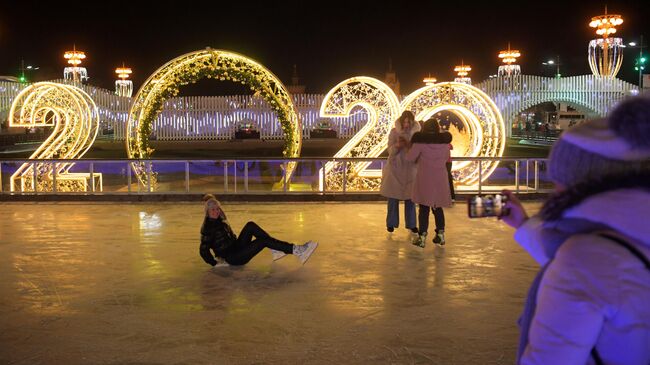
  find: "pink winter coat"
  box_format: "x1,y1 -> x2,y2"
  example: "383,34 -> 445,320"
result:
405,142 -> 452,208
380,121 -> 420,200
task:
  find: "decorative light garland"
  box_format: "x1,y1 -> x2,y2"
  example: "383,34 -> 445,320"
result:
320,78 -> 505,190
126,48 -> 302,189
9,82 -> 102,192
318,77 -> 401,191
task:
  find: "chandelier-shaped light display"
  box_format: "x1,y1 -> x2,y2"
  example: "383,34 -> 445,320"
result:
423,76 -> 437,86
63,47 -> 89,83
588,9 -> 624,78
115,66 -> 133,97
497,45 -> 522,77
454,63 -> 472,84
9,82 -> 102,192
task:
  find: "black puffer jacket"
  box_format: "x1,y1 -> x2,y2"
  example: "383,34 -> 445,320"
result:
199,215 -> 237,266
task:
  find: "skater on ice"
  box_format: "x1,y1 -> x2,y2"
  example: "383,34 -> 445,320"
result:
199,195 -> 318,267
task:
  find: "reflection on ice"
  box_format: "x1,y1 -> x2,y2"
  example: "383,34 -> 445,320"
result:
0,201 -> 540,364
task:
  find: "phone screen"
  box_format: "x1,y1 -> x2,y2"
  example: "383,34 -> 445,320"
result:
467,194 -> 507,218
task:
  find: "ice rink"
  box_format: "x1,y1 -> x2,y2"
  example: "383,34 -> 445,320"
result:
0,201 -> 541,364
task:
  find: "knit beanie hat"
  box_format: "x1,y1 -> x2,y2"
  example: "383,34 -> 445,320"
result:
547,96 -> 650,187
204,197 -> 221,215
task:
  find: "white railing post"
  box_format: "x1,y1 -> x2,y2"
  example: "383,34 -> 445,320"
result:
224,161 -> 228,192
127,162 -> 132,193
478,160 -> 483,194
342,160 -> 347,193
89,162 -> 95,192
515,160 -> 520,193
283,161 -> 287,193
534,160 -> 539,191
147,161 -> 152,193
244,162 -> 249,192
185,161 -> 190,193
52,162 -> 57,193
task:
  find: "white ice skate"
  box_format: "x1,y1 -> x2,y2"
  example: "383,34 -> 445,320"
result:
271,249 -> 287,261
293,241 -> 318,265
213,257 -> 230,268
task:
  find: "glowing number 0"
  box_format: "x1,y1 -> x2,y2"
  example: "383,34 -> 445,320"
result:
9,82 -> 102,192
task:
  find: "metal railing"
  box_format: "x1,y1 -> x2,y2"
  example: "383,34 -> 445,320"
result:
0,157 -> 553,195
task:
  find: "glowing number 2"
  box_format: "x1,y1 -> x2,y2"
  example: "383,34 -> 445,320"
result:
318,77 -> 400,190
9,82 -> 102,192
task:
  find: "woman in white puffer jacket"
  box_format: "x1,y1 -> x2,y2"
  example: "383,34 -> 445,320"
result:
501,96 -> 650,365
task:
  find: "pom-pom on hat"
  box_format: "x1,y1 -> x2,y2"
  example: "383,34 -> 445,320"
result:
547,96 -> 650,188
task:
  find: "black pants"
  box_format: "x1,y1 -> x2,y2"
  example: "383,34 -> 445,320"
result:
225,222 -> 294,265
418,205 -> 445,235
446,162 -> 456,200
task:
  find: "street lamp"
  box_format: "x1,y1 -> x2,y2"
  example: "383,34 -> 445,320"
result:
542,56 -> 561,78
625,35 -> 647,87
19,60 -> 40,83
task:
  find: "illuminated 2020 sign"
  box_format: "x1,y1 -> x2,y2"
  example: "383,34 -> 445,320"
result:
319,79 -> 506,190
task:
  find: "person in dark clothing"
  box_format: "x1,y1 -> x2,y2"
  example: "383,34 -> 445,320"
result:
199,196 -> 318,266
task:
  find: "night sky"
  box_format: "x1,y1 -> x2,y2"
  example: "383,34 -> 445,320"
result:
1,0 -> 648,95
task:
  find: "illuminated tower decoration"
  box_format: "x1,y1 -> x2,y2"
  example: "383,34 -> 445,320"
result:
63,47 -> 88,83
498,44 -> 521,76
115,65 -> 133,97
588,8 -> 624,78
454,62 -> 472,84
423,75 -> 437,86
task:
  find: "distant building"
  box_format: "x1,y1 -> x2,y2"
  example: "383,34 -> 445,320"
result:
384,59 -> 401,95
286,65 -> 306,94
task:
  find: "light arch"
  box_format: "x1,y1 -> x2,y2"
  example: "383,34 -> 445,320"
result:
126,48 -> 302,188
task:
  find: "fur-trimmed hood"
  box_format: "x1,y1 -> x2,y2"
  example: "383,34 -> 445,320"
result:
394,118 -> 421,134
539,171 -> 650,247
410,131 -> 452,144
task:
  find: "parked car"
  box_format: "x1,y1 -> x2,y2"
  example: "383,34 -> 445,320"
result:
310,119 -> 337,139
234,122 -> 260,140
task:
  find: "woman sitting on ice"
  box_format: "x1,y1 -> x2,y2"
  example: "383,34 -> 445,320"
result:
199,195 -> 318,267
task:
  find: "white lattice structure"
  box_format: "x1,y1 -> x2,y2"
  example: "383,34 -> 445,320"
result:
474,74 -> 638,135
0,74 -> 639,141
0,80 -> 368,141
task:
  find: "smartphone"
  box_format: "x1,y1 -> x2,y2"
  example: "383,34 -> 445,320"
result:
467,194 -> 507,218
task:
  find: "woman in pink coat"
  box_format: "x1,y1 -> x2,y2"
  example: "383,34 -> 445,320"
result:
406,118 -> 453,247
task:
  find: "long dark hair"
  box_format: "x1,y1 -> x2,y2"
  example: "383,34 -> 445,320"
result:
399,110 -> 415,126
423,118 -> 441,134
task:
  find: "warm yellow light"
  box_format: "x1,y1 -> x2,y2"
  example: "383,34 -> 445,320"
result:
64,50 -> 86,66
589,12 -> 623,38
454,64 -> 472,77
115,67 -> 132,80
8,82 -> 102,192
423,76 -> 437,85
498,46 -> 521,65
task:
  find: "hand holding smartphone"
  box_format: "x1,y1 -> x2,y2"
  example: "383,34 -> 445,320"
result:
467,193 -> 508,218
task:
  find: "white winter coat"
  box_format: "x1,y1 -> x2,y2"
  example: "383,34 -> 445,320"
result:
379,120 -> 420,200
515,188 -> 650,365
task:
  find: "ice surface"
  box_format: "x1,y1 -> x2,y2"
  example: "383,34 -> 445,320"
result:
0,201 -> 540,364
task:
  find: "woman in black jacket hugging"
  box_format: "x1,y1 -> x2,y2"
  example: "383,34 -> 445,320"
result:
199,195 -> 318,266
